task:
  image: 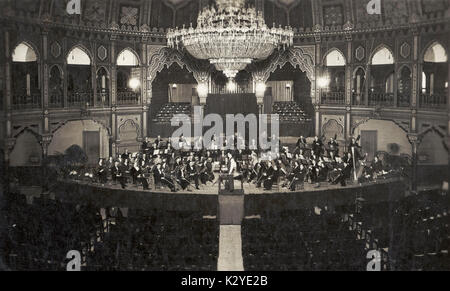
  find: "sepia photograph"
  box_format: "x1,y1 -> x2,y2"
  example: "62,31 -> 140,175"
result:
0,0 -> 449,279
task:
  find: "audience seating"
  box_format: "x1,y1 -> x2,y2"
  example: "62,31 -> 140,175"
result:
1,193 -> 219,271
272,102 -> 311,123
153,103 -> 192,124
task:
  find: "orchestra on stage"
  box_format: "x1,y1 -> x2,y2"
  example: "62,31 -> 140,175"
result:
63,134 -> 405,192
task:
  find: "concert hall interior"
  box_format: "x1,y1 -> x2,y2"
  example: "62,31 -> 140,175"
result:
0,0 -> 449,272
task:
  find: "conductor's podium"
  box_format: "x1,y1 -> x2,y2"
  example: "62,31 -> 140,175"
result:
218,175 -> 244,225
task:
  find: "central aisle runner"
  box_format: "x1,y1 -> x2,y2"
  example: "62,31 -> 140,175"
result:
217,225 -> 244,271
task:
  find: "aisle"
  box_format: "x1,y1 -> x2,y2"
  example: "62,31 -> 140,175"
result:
217,225 -> 244,271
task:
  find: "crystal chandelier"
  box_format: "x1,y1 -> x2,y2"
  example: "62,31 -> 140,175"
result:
167,0 -> 294,79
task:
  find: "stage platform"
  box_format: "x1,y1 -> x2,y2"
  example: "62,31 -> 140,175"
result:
52,178 -> 407,216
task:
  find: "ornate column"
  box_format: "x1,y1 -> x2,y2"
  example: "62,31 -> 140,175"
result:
42,27 -> 49,110
345,31 -> 353,106
4,30 -> 12,132
110,36 -> 117,106
141,42 -> 148,138
408,133 -> 421,193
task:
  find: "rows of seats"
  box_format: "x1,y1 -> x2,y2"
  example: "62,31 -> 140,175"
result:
348,190 -> 450,271
242,208 -> 367,271
153,103 -> 192,123
272,102 -> 311,123
85,209 -> 219,271
2,192 -> 102,271
1,193 -> 219,271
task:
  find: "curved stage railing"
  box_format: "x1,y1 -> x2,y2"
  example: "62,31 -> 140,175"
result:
54,178 -> 407,217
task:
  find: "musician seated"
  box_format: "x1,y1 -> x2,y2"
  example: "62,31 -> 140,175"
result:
153,163 -> 176,192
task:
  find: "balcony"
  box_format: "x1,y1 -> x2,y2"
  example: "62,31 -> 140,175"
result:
12,93 -> 41,110
368,92 -> 395,107
49,93 -> 64,109
97,91 -> 110,107
321,91 -> 345,105
117,91 -> 140,106
419,93 -> 447,110
67,92 -> 94,108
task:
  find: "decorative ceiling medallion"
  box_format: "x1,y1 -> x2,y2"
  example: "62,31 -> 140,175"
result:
400,42 -> 411,59
355,46 -> 365,62
50,42 -> 61,58
97,45 -> 108,61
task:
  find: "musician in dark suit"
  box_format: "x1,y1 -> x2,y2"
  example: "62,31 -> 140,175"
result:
153,163 -> 176,192
111,161 -> 127,189
312,136 -> 324,156
187,161 -> 200,190
96,159 -> 108,184
328,135 -> 339,156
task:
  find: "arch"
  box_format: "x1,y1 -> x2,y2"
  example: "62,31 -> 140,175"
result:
253,47 -> 315,83
67,45 -> 92,65
148,47 -> 206,84
10,129 -> 43,166
48,119 -> 111,159
418,128 -> 448,165
352,119 -> 411,156
49,64 -> 64,78
323,48 -> 346,67
423,41 -> 448,63
117,48 -> 141,66
12,42 -> 38,62
352,66 -> 366,78
96,66 -> 110,77
370,45 -> 395,65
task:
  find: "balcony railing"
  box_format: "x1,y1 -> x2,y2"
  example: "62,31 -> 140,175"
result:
97,91 -> 110,107
352,93 -> 364,106
49,93 -> 64,109
12,93 -> 41,110
419,93 -> 447,109
117,91 -> 140,106
321,91 -> 345,105
368,92 -> 394,107
211,84 -> 251,94
67,92 -> 94,108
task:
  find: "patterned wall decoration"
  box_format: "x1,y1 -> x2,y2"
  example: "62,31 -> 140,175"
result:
355,45 -> 365,62
120,5 -> 139,26
98,45 -> 108,62
383,0 -> 409,23
400,42 -> 411,59
83,0 -> 108,23
323,4 -> 344,26
50,42 -> 62,59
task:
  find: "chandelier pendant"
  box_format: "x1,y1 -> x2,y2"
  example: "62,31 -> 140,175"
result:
167,0 -> 294,80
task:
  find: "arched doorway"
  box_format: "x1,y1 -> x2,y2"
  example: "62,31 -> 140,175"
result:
150,63 -> 196,138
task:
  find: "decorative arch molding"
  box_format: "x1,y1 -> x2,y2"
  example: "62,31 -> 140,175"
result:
421,40 -> 448,63
352,66 -> 366,78
397,64 -> 412,78
251,46 -> 315,83
12,40 -> 40,62
51,118 -> 112,138
351,117 -> 410,135
66,44 -> 94,65
148,47 -> 210,84
321,118 -> 345,140
96,66 -> 111,77
368,44 -> 395,65
322,48 -> 347,66
418,126 -> 449,153
116,47 -> 142,66
118,119 -> 141,141
49,64 -> 64,78
12,125 -> 41,140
